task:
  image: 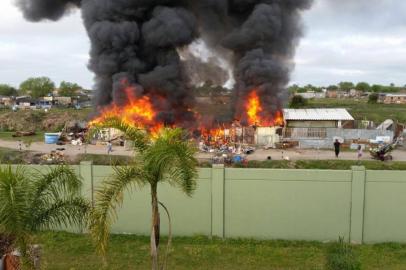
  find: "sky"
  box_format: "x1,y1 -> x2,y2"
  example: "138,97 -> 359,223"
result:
0,0 -> 405,89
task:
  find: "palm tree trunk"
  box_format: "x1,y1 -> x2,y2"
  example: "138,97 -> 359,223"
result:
150,183 -> 160,270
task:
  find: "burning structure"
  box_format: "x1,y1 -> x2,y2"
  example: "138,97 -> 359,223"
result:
17,0 -> 313,139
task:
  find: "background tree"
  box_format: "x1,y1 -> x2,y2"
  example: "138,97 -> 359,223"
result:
0,84 -> 17,96
289,95 -> 308,108
304,84 -> 323,92
19,77 -> 55,98
59,81 -> 82,97
0,165 -> 89,266
338,82 -> 354,91
327,85 -> 339,91
371,84 -> 383,93
368,93 -> 379,104
89,119 -> 198,270
355,82 -> 371,92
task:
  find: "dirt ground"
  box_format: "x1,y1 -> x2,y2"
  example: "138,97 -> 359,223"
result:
1,139 -> 406,161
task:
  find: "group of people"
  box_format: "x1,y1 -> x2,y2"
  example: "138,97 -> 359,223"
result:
334,139 -> 363,160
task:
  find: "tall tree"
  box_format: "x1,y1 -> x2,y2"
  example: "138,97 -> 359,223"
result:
0,165 -> 89,266
59,81 -> 82,97
89,118 -> 198,270
19,77 -> 55,98
0,84 -> 17,96
288,84 -> 300,94
338,82 -> 354,91
371,84 -> 383,93
327,85 -> 339,91
355,82 -> 371,92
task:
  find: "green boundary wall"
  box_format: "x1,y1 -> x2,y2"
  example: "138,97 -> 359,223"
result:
7,162 -> 406,244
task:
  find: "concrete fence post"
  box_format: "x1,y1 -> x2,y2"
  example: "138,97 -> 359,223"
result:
350,166 -> 366,244
79,161 -> 94,206
211,164 -> 225,238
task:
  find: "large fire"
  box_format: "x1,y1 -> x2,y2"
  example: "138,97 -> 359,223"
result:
90,85 -> 284,141
246,90 -> 263,126
89,85 -> 164,136
245,90 -> 284,127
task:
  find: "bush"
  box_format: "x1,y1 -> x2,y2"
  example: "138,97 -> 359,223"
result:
326,237 -> 361,270
289,95 -> 308,108
368,93 -> 379,104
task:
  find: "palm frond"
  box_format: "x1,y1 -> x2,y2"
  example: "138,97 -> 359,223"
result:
89,165 -> 148,255
89,116 -> 148,153
32,165 -> 82,200
0,166 -> 30,236
30,197 -> 90,231
144,128 -> 198,196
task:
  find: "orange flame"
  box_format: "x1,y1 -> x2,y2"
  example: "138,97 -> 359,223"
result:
245,89 -> 284,127
200,127 -> 225,138
89,86 -> 164,135
246,90 -> 263,126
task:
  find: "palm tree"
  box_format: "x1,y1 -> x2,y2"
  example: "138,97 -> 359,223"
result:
0,165 -> 89,267
88,117 -> 198,270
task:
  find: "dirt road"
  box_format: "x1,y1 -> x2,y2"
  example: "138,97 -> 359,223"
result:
1,139 -> 406,161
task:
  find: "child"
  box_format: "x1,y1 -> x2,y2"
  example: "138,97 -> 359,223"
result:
107,141 -> 113,155
357,145 -> 363,160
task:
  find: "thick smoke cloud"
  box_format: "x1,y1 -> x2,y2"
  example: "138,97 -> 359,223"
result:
17,0 -> 312,127
196,0 -> 313,123
16,0 -> 81,21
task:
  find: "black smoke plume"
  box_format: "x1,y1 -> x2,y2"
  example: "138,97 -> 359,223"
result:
17,0 -> 312,127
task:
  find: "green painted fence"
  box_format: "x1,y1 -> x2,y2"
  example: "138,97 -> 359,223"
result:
7,163 -> 406,243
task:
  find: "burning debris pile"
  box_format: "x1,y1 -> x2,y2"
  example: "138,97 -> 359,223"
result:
17,0 -> 312,141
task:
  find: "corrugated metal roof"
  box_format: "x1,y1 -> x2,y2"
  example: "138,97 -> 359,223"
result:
386,94 -> 406,97
283,108 -> 354,121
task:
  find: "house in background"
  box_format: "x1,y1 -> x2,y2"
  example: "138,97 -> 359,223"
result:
282,108 -> 393,148
0,96 -> 14,107
326,90 -> 349,99
379,93 -> 406,104
283,108 -> 354,128
297,91 -> 326,99
15,96 -> 37,110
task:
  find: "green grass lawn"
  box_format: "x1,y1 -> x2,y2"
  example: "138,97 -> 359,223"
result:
0,131 -> 44,142
35,232 -> 406,270
305,98 -> 406,124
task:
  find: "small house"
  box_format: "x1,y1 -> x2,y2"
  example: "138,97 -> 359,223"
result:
283,108 -> 354,128
16,96 -> 37,110
381,94 -> 406,104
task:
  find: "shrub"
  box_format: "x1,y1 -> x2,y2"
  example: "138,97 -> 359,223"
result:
289,95 -> 308,108
368,93 -> 379,104
326,237 -> 361,270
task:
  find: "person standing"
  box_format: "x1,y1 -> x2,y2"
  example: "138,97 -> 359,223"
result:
357,145 -> 363,160
334,139 -> 341,158
107,141 -> 113,155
